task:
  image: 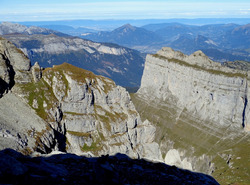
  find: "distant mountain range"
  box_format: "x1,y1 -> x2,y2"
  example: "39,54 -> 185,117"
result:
39,25 -> 98,36
82,24 -> 162,47
4,19 -> 250,62
1,21 -> 250,87
0,22 -> 68,37
15,18 -> 250,30
0,22 -> 145,87
82,23 -> 250,62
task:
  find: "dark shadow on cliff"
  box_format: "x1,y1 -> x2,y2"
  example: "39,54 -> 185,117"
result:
0,78 -> 9,98
0,54 -> 15,98
0,148 -> 219,185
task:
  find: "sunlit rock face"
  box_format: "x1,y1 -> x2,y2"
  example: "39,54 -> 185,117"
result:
0,37 -> 162,163
39,62 -> 162,161
132,47 -> 250,184
139,47 -> 250,130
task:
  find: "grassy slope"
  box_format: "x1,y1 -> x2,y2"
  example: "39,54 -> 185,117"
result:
131,93 -> 250,185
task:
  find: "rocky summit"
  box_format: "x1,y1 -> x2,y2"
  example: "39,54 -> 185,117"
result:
131,47 -> 250,184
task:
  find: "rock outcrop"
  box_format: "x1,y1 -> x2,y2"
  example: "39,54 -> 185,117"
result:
0,37 -> 161,162
31,62 -> 42,83
0,37 -> 62,154
0,37 -> 31,96
138,47 -> 250,131
33,62 -> 161,160
132,47 -> 250,184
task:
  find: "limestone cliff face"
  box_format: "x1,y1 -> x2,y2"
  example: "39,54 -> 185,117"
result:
0,37 -> 31,97
132,47 -> 250,184
0,37 -> 55,154
0,37 -> 161,162
138,47 -> 250,131
36,63 -> 161,160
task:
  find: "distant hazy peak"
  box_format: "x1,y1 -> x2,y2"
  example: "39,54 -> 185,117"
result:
1,21 -> 25,26
115,23 -> 136,32
122,23 -> 134,28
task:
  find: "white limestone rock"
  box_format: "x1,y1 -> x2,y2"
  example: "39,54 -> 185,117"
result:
0,37 -> 32,96
0,93 -> 51,152
138,48 -> 249,130
31,62 -> 42,83
0,38 -> 30,72
164,149 -> 193,171
135,47 -> 250,175
40,63 -> 162,161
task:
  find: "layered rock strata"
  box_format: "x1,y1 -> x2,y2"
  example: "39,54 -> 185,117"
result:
139,47 -> 250,131
132,47 -> 250,184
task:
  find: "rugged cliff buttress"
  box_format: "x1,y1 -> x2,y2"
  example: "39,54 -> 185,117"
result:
131,47 -> 250,185
0,36 -> 161,160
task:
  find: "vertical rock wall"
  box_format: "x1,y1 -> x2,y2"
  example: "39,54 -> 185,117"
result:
133,47 -> 250,183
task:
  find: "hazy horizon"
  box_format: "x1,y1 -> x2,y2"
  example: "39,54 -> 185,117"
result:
1,0 -> 250,22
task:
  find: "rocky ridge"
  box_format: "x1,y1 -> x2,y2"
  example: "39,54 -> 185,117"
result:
0,36 -> 31,95
132,47 -> 250,184
0,22 -> 67,36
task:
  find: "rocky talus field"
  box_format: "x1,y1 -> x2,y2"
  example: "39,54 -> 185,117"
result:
131,47 -> 250,185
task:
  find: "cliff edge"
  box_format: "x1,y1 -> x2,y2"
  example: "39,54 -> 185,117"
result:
132,47 -> 250,184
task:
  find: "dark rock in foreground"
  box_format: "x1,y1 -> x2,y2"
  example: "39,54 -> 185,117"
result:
0,149 -> 219,185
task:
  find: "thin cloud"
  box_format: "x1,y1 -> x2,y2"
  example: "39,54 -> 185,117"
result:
1,1 -> 250,21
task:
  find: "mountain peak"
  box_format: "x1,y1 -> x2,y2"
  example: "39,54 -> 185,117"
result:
122,23 -> 133,28
115,24 -> 136,32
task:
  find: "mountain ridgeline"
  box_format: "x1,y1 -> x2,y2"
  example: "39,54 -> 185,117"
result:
82,23 -> 250,62
0,22 -> 145,88
131,47 -> 250,185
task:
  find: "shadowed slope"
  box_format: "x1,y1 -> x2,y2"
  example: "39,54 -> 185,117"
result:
0,148 -> 219,185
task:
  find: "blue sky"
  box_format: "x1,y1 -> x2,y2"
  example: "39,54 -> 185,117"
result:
0,0 -> 250,21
